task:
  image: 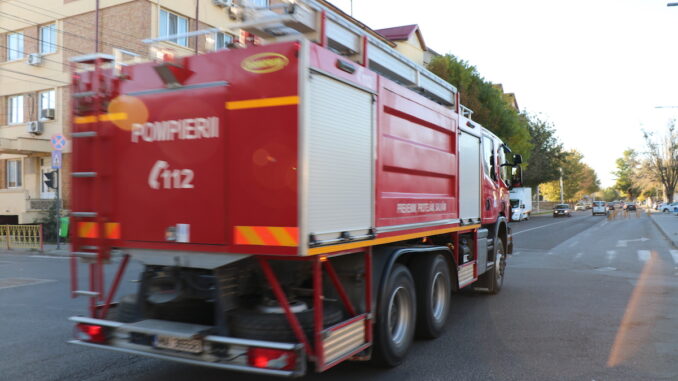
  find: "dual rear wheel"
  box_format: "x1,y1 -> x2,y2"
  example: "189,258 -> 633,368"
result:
373,254 -> 452,366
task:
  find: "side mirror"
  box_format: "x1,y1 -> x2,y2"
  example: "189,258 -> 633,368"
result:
513,154 -> 523,165
510,166 -> 523,189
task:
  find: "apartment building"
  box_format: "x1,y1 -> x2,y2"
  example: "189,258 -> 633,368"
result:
0,0 -> 272,224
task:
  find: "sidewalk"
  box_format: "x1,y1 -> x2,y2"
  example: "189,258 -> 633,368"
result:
0,242 -> 71,256
649,211 -> 678,248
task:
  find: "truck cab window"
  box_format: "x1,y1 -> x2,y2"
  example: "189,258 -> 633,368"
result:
482,135 -> 496,181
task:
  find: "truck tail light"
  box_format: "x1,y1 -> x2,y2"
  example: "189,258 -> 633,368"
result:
247,348 -> 297,370
75,323 -> 108,344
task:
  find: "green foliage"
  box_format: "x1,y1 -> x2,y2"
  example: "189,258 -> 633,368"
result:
521,114 -> 566,188
36,201 -> 62,243
613,149 -> 641,199
427,54 -> 600,197
537,150 -> 600,201
428,55 -> 532,158
599,187 -> 620,202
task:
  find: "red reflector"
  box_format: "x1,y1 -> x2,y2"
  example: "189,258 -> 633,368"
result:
248,348 -> 296,371
75,323 -> 107,343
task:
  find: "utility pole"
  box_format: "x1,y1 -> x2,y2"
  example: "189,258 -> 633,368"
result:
559,167 -> 564,204
55,169 -> 61,250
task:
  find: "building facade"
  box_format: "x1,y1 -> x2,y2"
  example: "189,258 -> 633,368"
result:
0,0 -> 257,224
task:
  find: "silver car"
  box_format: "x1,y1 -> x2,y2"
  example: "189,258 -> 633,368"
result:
592,201 -> 607,216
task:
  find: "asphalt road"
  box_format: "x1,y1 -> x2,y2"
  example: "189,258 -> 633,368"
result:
1,210 -> 677,380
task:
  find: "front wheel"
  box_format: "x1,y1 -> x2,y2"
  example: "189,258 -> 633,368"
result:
413,254 -> 451,339
372,264 -> 416,367
486,240 -> 506,294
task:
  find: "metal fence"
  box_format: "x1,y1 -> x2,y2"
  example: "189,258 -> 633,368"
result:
0,225 -> 43,251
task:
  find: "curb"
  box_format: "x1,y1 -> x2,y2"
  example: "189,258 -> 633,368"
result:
0,248 -> 71,257
648,213 -> 678,249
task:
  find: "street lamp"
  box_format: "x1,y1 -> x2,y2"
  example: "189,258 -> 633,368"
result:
559,167 -> 564,204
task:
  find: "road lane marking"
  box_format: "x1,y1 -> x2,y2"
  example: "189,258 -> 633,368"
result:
637,250 -> 651,263
574,252 -> 583,260
606,250 -> 616,263
513,218 -> 589,236
670,250 -> 678,265
0,277 -> 55,290
616,241 -> 627,247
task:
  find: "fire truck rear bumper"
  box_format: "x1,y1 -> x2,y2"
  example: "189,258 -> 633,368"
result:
68,316 -> 306,378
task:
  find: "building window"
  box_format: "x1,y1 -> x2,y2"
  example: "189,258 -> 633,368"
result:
249,0 -> 269,7
7,32 -> 24,61
7,159 -> 22,188
8,95 -> 24,125
39,90 -> 56,120
215,32 -> 233,50
159,10 -> 188,46
39,24 -> 57,54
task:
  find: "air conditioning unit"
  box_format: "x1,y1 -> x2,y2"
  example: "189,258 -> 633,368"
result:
212,0 -> 232,7
41,108 -> 55,120
27,53 -> 43,66
27,121 -> 44,135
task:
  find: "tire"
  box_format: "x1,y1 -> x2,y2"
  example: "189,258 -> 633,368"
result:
486,240 -> 506,295
108,294 -> 142,323
230,302 -> 343,342
412,254 -> 451,339
372,264 -> 416,367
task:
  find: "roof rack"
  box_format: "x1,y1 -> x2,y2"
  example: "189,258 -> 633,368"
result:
219,0 -> 458,107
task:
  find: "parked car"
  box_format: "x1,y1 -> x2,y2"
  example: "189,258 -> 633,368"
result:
553,204 -> 572,217
660,202 -> 678,213
625,203 -> 636,211
574,203 -> 586,211
592,201 -> 607,216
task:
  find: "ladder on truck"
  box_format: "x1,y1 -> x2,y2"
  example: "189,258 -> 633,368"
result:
68,54 -> 130,319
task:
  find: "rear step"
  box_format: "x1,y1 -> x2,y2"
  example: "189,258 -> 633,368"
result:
74,290 -> 100,297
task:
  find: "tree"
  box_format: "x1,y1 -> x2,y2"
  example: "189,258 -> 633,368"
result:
538,150 -> 600,201
613,149 -> 641,200
643,120 -> 678,203
428,55 -> 533,158
521,114 -> 566,188
597,187 -> 620,202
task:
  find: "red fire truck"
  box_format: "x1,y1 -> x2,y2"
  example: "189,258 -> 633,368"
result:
67,0 -> 523,377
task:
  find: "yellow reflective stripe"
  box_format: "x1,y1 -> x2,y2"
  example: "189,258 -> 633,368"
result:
268,227 -> 297,247
74,113 -> 128,124
226,96 -> 299,110
99,112 -> 127,121
236,226 -> 265,245
306,225 -> 481,256
74,116 -> 97,124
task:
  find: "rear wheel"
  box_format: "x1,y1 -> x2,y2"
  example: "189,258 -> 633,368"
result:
373,264 -> 416,367
412,254 -> 451,339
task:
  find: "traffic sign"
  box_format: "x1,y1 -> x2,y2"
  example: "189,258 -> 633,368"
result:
51,134 -> 67,151
51,150 -> 62,169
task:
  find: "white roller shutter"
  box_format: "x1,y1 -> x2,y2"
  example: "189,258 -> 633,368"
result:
307,74 -> 373,243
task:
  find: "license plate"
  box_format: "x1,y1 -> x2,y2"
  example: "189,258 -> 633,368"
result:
154,335 -> 203,354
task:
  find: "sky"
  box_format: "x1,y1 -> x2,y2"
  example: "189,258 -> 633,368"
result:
329,0 -> 678,187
